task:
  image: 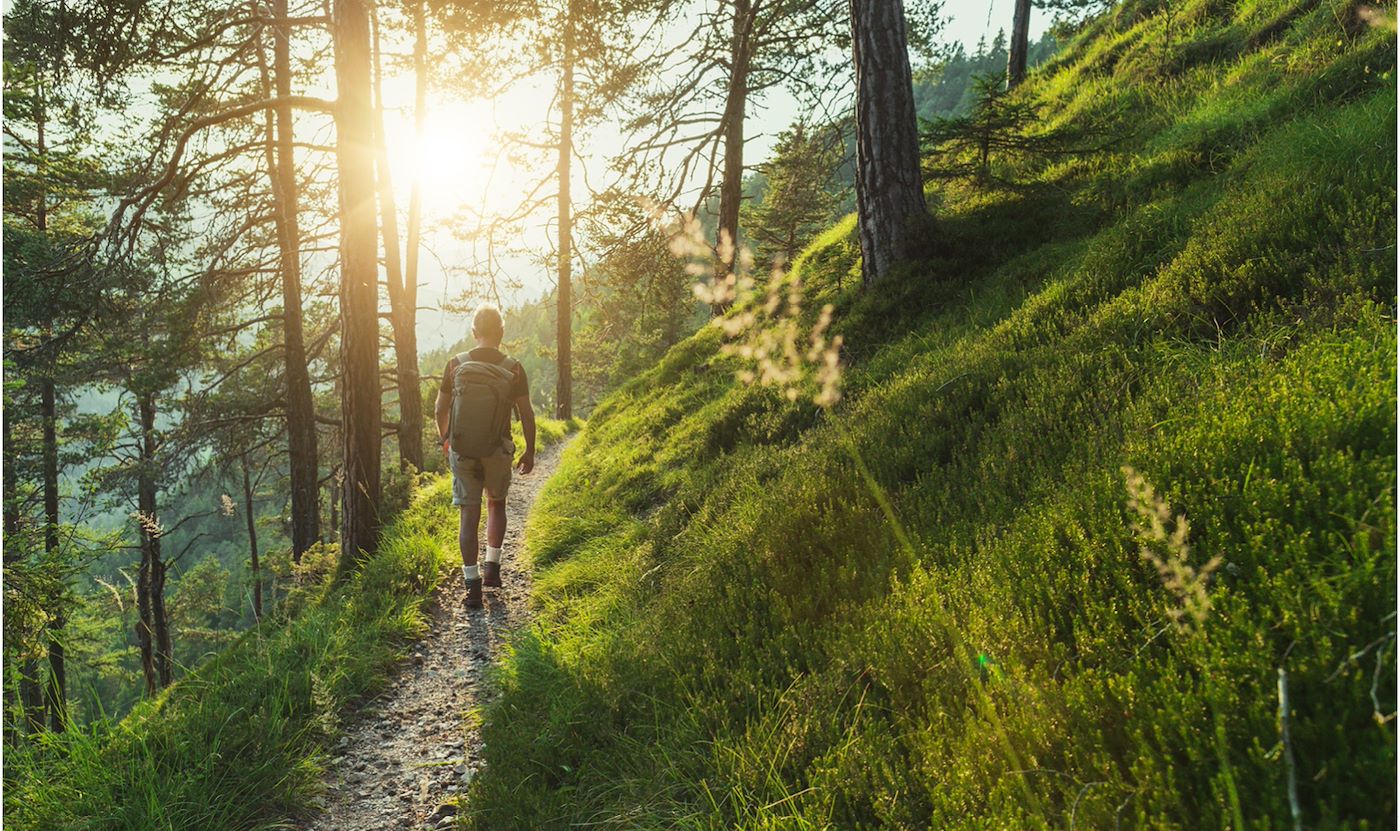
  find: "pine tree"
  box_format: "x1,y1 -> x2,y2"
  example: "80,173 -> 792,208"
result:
332,0 -> 384,572
742,121 -> 844,267
850,0 -> 929,286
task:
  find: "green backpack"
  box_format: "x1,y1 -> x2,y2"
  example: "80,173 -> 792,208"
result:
449,352 -> 518,459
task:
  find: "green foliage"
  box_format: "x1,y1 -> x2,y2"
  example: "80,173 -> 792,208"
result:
742,122 -> 847,266
574,193 -> 705,407
4,479 -> 457,830
912,27 -> 1061,119
168,555 -> 238,663
921,74 -> 1114,185
468,3 -> 1396,828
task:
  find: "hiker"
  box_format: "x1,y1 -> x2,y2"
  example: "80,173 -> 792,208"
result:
435,304 -> 536,609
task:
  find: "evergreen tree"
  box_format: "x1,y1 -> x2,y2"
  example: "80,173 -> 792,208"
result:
850,0 -> 929,286
332,0 -> 384,573
742,121 -> 844,267
922,74 -> 1110,186
573,193 -> 698,406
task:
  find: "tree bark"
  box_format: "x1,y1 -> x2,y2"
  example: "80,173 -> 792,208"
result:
403,0 -> 427,429
241,455 -> 262,621
19,659 -> 43,734
850,0 -> 929,286
39,376 -> 60,557
44,610 -> 65,732
371,6 -> 424,472
1006,0 -> 1032,89
3,411 -> 15,542
333,0 -> 383,574
715,0 -> 752,312
36,85 -> 67,729
271,0 -> 322,562
328,472 -> 339,545
41,365 -> 66,729
135,392 -> 169,693
40,351 -> 66,730
555,4 -> 575,421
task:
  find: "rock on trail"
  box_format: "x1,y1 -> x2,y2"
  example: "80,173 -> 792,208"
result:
300,439 -> 568,831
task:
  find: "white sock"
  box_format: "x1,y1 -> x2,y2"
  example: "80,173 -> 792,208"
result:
462,564 -> 480,582
485,546 -> 502,564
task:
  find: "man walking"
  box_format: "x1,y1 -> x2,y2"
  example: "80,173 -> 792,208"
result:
435,305 -> 536,609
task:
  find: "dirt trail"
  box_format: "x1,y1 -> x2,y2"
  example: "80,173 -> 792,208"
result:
301,439 -> 567,831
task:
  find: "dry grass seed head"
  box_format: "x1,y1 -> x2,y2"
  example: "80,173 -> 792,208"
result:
1123,466 -> 1223,629
668,213 -> 845,408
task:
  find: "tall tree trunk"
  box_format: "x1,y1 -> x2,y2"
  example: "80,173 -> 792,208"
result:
333,0 -> 383,574
402,0 -> 427,452
137,392 -> 173,689
371,7 -> 424,472
1006,0 -> 1032,89
152,548 -> 172,688
555,5 -> 575,420
19,660 -> 43,734
328,471 -> 339,545
2,415 -> 23,737
40,373 -> 65,729
44,611 -> 65,732
404,0 -> 426,371
850,0 -> 929,287
36,85 -> 66,730
271,0 -> 321,562
715,0 -> 752,312
40,358 -> 67,734
3,412 -> 17,542
241,455 -> 262,621
135,393 -> 161,694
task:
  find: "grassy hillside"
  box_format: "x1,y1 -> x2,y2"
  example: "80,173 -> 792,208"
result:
469,2 -> 1396,828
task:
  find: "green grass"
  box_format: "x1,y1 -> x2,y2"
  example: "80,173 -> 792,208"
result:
517,415 -> 581,452
468,3 -> 1396,828
4,417 -> 576,830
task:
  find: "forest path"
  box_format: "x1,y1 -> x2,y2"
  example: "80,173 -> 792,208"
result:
301,439 -> 568,831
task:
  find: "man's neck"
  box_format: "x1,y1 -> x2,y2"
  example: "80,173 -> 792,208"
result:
474,340 -> 502,350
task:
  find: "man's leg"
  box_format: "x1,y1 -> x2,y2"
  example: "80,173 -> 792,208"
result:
481,442 -> 513,589
482,498 -> 506,587
454,454 -> 488,608
460,503 -> 482,569
486,499 -> 506,547
460,502 -> 484,608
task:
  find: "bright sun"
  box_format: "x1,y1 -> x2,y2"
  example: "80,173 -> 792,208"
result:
386,100 -> 495,214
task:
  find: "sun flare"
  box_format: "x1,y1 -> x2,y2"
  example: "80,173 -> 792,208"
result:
386,99 -> 496,214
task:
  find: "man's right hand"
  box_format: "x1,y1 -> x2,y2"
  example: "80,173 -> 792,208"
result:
516,448 -> 535,474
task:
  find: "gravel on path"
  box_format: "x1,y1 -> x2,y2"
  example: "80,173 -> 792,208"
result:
301,438 -> 568,831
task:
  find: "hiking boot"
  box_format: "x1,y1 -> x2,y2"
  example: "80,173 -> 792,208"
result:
465,578 -> 483,609
482,560 -> 502,588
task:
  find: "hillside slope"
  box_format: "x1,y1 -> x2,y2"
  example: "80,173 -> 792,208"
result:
471,2 -> 1397,828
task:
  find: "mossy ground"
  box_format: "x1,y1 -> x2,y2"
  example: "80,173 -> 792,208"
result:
469,3 -> 1396,828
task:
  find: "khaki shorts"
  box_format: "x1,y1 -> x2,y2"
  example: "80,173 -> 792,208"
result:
450,439 -> 514,506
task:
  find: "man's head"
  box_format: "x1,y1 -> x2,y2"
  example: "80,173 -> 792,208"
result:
472,304 -> 504,347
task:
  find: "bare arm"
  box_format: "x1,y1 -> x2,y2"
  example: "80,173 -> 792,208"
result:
434,362 -> 454,450
514,395 -> 536,473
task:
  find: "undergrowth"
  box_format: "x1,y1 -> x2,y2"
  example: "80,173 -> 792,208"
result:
5,418 -> 576,830
469,2 -> 1396,828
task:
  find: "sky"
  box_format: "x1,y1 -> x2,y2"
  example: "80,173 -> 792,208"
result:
0,0 -> 1051,353
376,0 -> 1055,352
